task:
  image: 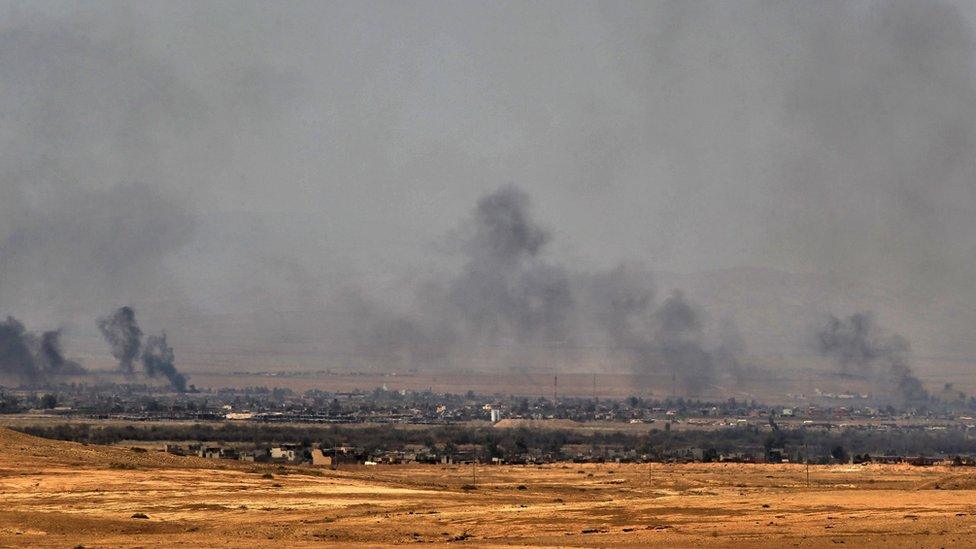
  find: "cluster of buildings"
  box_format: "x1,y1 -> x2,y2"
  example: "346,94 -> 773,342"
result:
164,442 -> 340,466
8,382 -> 976,467
161,442 -> 477,467
13,382 -> 976,427
157,439 -> 976,468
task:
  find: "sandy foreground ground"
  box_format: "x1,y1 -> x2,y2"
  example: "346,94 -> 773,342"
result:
0,429 -> 975,547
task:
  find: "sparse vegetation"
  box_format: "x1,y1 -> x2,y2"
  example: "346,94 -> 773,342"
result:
17,421 -> 976,463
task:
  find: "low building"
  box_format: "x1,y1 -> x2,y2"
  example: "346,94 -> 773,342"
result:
269,443 -> 306,462
198,446 -> 222,460
310,449 -> 334,467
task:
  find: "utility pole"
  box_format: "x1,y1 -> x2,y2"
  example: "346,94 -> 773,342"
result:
805,443 -> 810,488
553,375 -> 558,406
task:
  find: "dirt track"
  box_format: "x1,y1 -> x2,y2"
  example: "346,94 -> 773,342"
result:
1,428 -> 975,547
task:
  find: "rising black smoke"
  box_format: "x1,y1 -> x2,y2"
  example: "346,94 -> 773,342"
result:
0,318 -> 41,383
344,185 -> 745,395
817,312 -> 928,403
584,266 -> 729,395
97,307 -> 142,375
38,330 -> 85,376
98,306 -> 188,391
447,185 -> 574,347
652,291 -> 715,395
142,333 -> 186,393
0,317 -> 86,384
341,185 -> 577,369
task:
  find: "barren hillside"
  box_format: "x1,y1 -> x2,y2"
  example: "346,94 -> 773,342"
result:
2,429 -> 976,547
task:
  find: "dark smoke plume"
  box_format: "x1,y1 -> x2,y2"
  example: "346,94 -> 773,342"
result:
0,317 -> 86,383
98,306 -> 188,391
345,185 -> 575,368
38,330 -> 85,376
653,291 -> 715,395
142,333 -> 187,392
712,319 -> 750,386
0,317 -> 41,383
342,185 -> 746,395
817,312 -> 928,403
446,185 -> 574,346
586,270 -> 725,396
584,263 -> 655,349
97,306 -> 142,375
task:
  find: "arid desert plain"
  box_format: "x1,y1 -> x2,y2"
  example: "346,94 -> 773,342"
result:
2,428 -> 976,548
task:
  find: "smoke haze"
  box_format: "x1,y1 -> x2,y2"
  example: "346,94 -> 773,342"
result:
0,317 -> 86,383
142,333 -> 187,393
340,185 -> 741,394
0,318 -> 41,383
38,331 -> 85,376
97,307 -> 188,391
97,307 -> 143,376
817,312 -> 929,403
1,2 -> 976,383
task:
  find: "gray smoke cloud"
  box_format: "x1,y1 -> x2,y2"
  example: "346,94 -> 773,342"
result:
0,318 -> 41,383
338,185 -> 576,368
712,319 -> 749,386
98,306 -> 188,391
343,185 -> 744,394
98,307 -> 143,375
583,265 -> 736,395
447,185 -> 574,347
0,317 -> 86,384
0,13 -> 201,321
584,263 -> 656,351
38,330 -> 85,376
4,2 -> 976,376
142,333 -> 187,393
817,312 -> 928,403
336,292 -> 454,367
653,291 -> 715,395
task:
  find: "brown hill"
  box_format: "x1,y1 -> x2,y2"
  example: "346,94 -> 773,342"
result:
0,427 -> 230,470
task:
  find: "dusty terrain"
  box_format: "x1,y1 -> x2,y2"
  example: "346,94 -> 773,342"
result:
1,429 -> 975,547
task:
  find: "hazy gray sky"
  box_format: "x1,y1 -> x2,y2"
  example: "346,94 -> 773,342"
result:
2,1 -> 976,361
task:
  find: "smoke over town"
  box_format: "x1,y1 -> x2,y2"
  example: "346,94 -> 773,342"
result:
448,186 -> 575,348
38,330 -> 85,377
98,307 -> 187,392
345,185 -> 743,395
142,333 -> 186,393
583,265 -> 737,394
97,307 -> 143,376
817,312 -> 929,403
0,317 -> 86,383
0,2 -> 975,398
0,306 -> 187,391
